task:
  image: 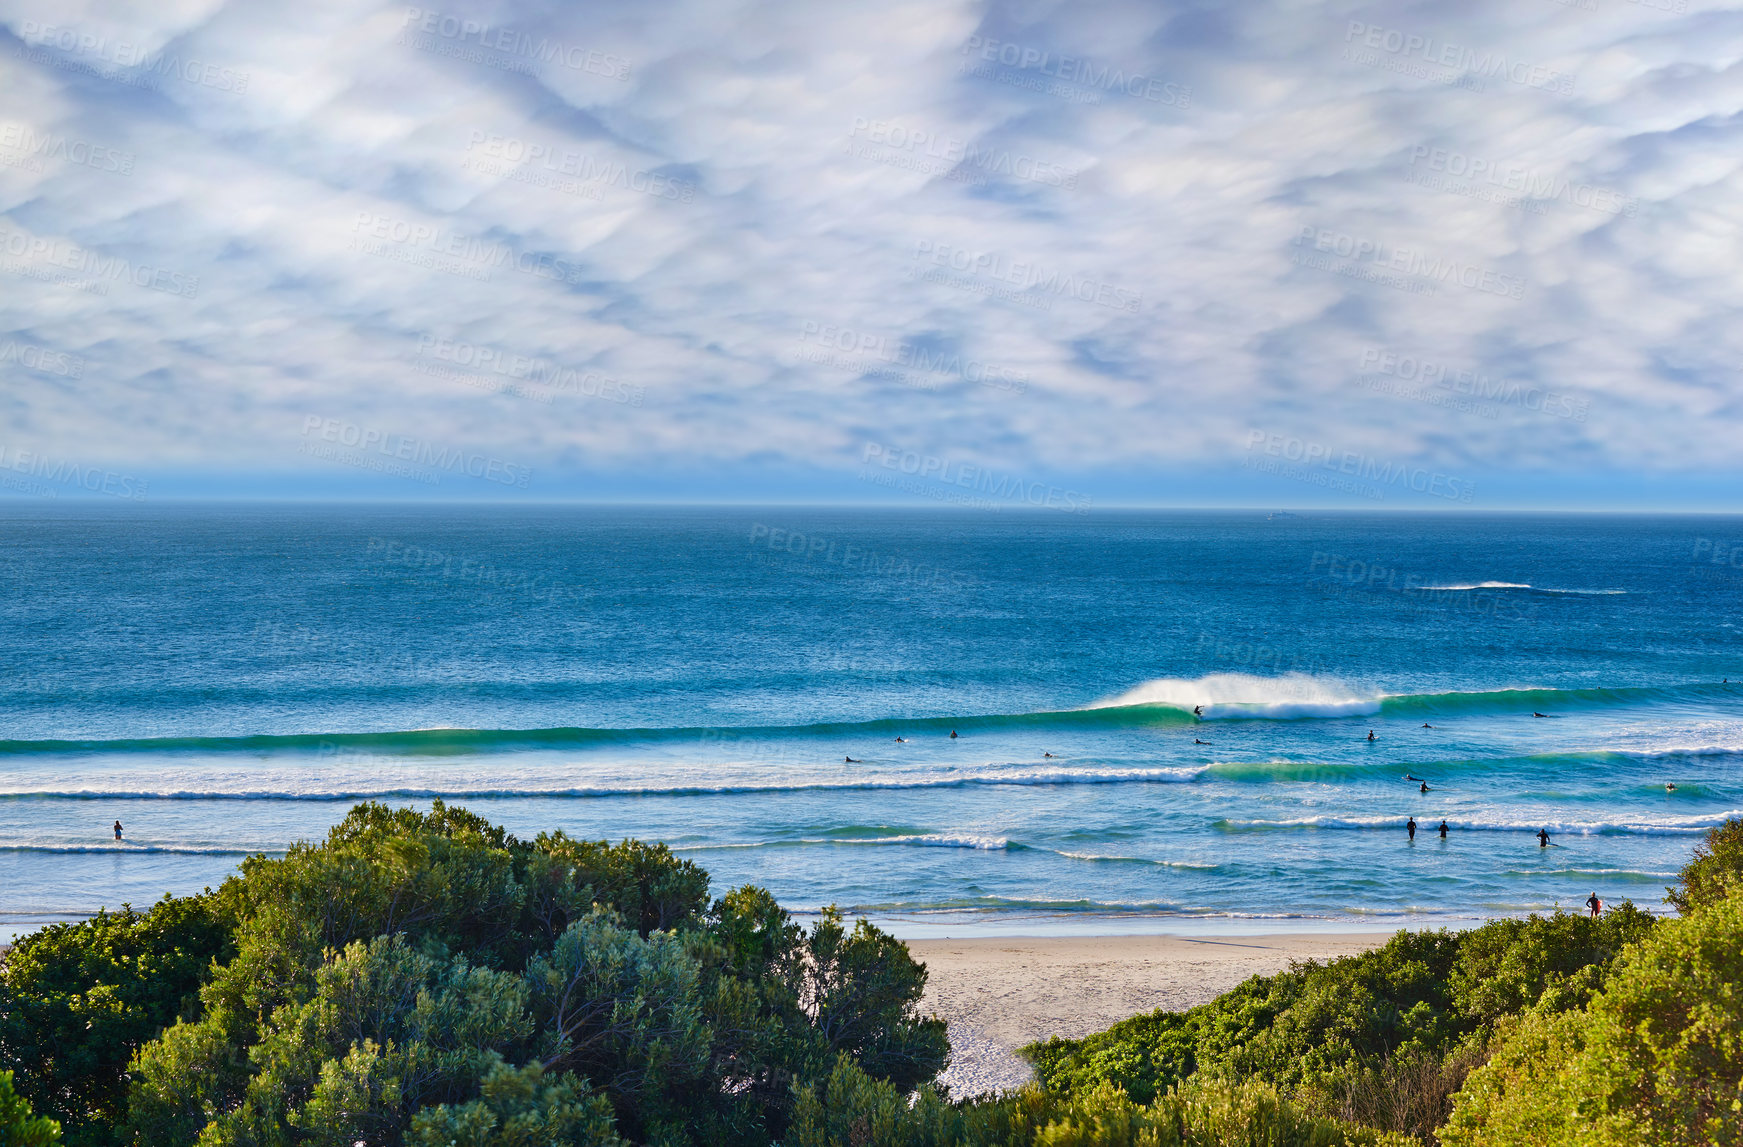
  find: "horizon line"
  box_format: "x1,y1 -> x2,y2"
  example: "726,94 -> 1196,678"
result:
5,498 -> 1743,515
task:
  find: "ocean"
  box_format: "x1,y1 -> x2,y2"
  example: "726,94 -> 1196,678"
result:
2,504 -> 1740,938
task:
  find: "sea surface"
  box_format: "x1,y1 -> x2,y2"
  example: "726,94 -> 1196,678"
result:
3,505 -> 1741,937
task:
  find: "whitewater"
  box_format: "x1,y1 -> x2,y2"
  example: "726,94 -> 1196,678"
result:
2,505 -> 1740,936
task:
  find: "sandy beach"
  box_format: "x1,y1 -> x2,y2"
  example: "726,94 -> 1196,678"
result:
912,932 -> 1392,1097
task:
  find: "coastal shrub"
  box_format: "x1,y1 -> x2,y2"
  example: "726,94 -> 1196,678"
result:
1439,885 -> 1743,1146
0,892 -> 236,1146
0,1070 -> 62,1146
407,1059 -> 622,1146
1021,907 -> 1653,1142
1665,813 -> 1743,914
112,801 -> 944,1147
785,1060 -> 1416,1147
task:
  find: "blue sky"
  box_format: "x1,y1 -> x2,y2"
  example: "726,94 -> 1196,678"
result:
0,0 -> 1738,508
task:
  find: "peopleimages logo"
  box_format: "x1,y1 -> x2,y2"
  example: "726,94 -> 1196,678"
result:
911,240 -> 1141,313
796,322 -> 1028,393
299,416 -> 533,488
1343,21 -> 1574,94
0,125 -> 134,176
1294,226 -> 1526,301
415,336 -> 644,405
0,339 -> 84,379
957,36 -> 1192,107
399,7 -> 630,79
1406,147 -> 1637,218
0,227 -> 199,298
1246,430 -> 1476,502
463,132 -> 695,202
350,212 -> 585,285
861,442 -> 1093,513
1358,348 -> 1587,422
847,118 -> 1078,190
0,445 -> 148,499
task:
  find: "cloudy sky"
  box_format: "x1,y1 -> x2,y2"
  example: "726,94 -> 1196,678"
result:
0,0 -> 1739,508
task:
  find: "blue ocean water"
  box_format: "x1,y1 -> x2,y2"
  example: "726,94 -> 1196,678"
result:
2,505 -> 1741,936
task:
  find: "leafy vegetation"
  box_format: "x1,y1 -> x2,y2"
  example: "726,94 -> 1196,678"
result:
1020,906 -> 1654,1140
3,802 -> 944,1146
1441,885 -> 1743,1146
0,890 -> 236,1144
1,1069 -> 62,1146
3,805 -> 1740,1146
1665,813 -> 1743,915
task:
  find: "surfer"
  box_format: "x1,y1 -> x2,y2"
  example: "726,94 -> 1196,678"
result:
1666,782 -> 1676,792
1420,781 -> 1430,793
1421,723 -> 1433,729
1538,828 -> 1550,847
894,737 -> 905,743
1044,752 -> 1055,758
950,730 -> 958,739
1193,705 -> 1203,717
845,756 -> 858,763
1586,891 -> 1602,918
1367,730 -> 1376,742
1532,712 -> 1548,718
1407,816 -> 1416,840
1194,738 -> 1209,745
1439,820 -> 1448,838
113,819 -> 123,841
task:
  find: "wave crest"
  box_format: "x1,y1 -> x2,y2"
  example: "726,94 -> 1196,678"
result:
1091,673 -> 1381,720
1215,810 -> 1743,837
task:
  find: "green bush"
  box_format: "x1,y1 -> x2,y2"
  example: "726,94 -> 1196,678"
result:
408,1059 -> 622,1146
1666,815 -> 1743,915
18,806 -> 1739,1147
784,1057 -> 1415,1147
107,801 -> 945,1146
1022,907 -> 1653,1142
0,1069 -> 62,1146
0,892 -> 236,1145
1440,885 -> 1743,1146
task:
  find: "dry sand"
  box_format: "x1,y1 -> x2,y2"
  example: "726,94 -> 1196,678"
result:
910,932 -> 1391,1097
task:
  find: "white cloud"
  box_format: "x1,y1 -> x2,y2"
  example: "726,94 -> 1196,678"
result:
0,0 -> 1739,502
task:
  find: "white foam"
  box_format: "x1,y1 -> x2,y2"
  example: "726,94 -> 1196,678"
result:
851,833 -> 1010,850
1091,673 -> 1381,720
676,833 -> 1012,852
1221,810 -> 1743,836
1414,583 -> 1626,595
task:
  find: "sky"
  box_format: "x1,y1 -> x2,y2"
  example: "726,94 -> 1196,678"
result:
0,0 -> 1739,509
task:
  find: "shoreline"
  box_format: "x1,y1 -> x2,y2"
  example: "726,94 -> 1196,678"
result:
3,909 -> 1515,950
911,931 -> 1392,1097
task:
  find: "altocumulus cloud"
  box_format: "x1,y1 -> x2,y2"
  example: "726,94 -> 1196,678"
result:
0,0 -> 1739,504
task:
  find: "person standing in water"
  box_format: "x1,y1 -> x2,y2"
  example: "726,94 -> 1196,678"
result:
1407,816 -> 1416,840
113,820 -> 123,841
1538,828 -> 1550,847
1367,730 -> 1376,742
1438,820 -> 1448,838
1420,781 -> 1430,793
1586,892 -> 1602,918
